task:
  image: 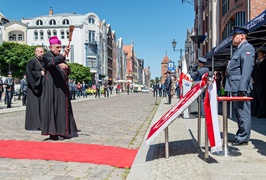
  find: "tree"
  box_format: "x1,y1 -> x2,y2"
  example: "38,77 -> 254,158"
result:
67,63 -> 91,83
150,79 -> 155,88
0,42 -> 36,77
155,77 -> 159,83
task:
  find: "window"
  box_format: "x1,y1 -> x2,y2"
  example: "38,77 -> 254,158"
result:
87,57 -> 96,69
40,30 -> 44,40
222,0 -> 229,16
61,29 -> 65,39
9,34 -> 16,41
89,30 -> 95,42
34,30 -> 38,40
49,19 -> 56,25
88,17 -> 95,24
18,34 -> 23,41
53,29 -> 57,36
235,12 -> 246,26
62,19 -> 69,25
36,19 -> 43,25
47,30 -> 51,39
222,18 -> 235,40
66,29 -> 69,39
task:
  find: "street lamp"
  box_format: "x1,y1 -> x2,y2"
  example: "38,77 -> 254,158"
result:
190,34 -> 207,58
171,39 -> 184,59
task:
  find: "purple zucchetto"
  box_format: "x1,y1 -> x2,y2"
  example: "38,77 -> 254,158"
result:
49,36 -> 61,45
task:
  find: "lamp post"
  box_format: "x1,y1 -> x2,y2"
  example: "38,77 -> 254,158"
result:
171,39 -> 185,59
190,34 -> 206,59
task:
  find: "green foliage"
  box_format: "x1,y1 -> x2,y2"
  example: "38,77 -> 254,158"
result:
67,63 -> 91,83
0,42 -> 36,77
155,77 -> 159,83
150,79 -> 154,87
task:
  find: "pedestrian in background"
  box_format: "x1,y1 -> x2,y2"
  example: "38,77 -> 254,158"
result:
126,81 -> 130,95
81,81 -> 87,97
251,49 -> 266,118
164,71 -> 172,104
76,82 -> 82,97
3,71 -> 14,108
117,84 -> 121,95
95,81 -> 101,98
20,74 -> 28,106
152,82 -> 157,97
108,78 -> 113,95
103,80 -> 109,97
157,81 -> 162,97
25,47 -> 45,131
68,79 -> 76,100
225,26 -> 255,146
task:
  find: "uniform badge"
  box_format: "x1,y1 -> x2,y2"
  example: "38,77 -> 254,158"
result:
246,52 -> 250,55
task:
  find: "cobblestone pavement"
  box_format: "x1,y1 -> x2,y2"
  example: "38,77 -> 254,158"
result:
0,93 -> 158,180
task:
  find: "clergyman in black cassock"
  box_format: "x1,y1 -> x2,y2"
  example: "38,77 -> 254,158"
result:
25,47 -> 45,131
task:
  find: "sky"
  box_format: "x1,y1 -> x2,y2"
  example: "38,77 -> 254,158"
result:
0,0 -> 195,79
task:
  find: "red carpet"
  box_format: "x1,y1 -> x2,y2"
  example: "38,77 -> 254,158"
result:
0,140 -> 138,168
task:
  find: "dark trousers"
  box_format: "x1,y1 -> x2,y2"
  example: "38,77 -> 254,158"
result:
22,91 -> 27,106
104,88 -> 109,97
153,89 -> 158,97
6,90 -> 14,108
95,89 -> 100,98
255,85 -> 266,116
166,89 -> 171,104
232,92 -> 251,142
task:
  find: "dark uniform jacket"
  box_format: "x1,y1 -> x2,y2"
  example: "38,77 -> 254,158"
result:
225,41 -> 255,93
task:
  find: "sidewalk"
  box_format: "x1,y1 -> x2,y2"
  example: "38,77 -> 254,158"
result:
128,97 -> 266,180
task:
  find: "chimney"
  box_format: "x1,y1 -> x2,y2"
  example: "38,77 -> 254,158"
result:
49,7 -> 53,16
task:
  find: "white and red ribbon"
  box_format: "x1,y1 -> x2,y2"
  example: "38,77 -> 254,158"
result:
204,80 -> 222,153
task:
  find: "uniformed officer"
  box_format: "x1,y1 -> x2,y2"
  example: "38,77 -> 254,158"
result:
189,57 -> 209,82
20,73 -> 28,106
189,57 -> 209,117
225,26 -> 255,146
4,71 -> 14,108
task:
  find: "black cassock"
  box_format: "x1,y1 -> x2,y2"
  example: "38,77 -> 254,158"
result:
25,56 -> 44,130
41,51 -> 78,136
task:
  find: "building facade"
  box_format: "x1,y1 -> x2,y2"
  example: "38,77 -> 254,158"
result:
0,8 -> 150,85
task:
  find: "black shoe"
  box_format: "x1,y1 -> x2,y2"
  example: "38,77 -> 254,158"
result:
49,135 -> 59,141
228,138 -> 237,142
231,140 -> 248,146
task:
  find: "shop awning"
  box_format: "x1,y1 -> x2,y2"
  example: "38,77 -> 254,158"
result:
204,9 -> 266,70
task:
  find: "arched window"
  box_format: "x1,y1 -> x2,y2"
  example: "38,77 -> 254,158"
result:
18,34 -> 23,41
40,30 -> 44,40
88,17 -> 95,24
62,19 -> 69,25
47,30 -> 51,39
53,29 -> 57,36
34,30 -> 38,40
49,19 -> 56,25
61,29 -> 65,39
36,19 -> 43,25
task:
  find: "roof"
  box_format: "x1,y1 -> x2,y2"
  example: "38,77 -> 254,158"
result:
161,55 -> 170,64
